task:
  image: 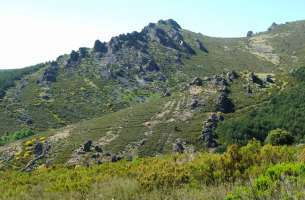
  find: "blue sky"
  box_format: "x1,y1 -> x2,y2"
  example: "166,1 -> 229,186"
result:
1,0 -> 305,68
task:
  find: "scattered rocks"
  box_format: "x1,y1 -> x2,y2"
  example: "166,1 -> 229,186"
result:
76,140 -> 102,155
210,75 -> 228,87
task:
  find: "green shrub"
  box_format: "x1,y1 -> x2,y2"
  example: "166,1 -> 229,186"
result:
265,128 -> 294,145
226,163 -> 305,200
0,128 -> 35,146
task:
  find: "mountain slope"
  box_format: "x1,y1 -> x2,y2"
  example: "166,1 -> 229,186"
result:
2,19 -> 305,169
0,19 -> 278,134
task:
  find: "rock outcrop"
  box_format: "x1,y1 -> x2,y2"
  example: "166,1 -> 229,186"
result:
38,62 -> 59,84
93,40 -> 108,53
66,50 -> 81,68
215,92 -> 235,113
201,113 -> 224,148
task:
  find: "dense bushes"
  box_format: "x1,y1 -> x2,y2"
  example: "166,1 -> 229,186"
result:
0,141 -> 303,199
0,128 -> 35,146
216,82 -> 305,146
265,128 -> 294,145
226,163 -> 305,199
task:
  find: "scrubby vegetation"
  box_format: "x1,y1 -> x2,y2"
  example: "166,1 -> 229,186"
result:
216,68 -> 305,146
0,141 -> 304,200
0,65 -> 41,98
0,128 -> 35,146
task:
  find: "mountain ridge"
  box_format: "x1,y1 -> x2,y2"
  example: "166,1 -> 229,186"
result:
1,18 -> 305,170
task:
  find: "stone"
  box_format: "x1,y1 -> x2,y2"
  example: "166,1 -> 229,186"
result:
249,72 -> 263,85
111,155 -> 122,162
190,77 -> 203,86
83,140 -> 92,152
190,98 -> 199,109
173,139 -> 185,153
34,142 -> 44,157
266,75 -> 274,83
163,89 -> 171,97
94,145 -> 103,153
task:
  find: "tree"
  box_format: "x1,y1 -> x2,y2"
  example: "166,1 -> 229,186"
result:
265,129 -> 294,145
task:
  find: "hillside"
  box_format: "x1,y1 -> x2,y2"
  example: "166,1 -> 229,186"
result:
1,19 -> 305,172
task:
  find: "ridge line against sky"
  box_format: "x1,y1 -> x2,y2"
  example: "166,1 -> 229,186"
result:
1,0 -> 305,69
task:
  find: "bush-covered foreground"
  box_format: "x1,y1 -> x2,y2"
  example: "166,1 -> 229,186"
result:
1,141 -> 305,200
